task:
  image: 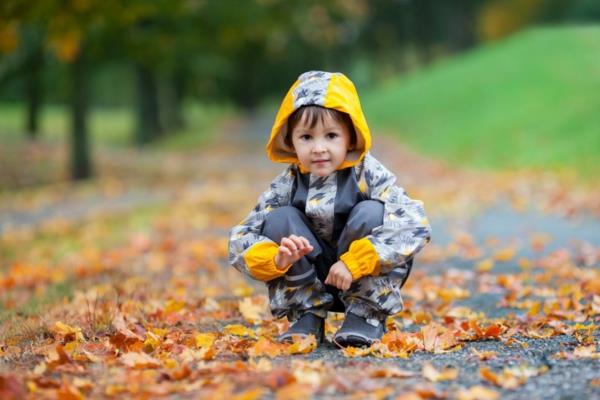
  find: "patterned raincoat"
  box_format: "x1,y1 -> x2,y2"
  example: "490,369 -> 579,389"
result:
228,71 -> 431,319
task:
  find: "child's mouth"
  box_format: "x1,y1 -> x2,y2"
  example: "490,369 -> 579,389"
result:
313,160 -> 330,165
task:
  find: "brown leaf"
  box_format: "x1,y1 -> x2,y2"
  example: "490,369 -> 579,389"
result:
0,374 -> 26,400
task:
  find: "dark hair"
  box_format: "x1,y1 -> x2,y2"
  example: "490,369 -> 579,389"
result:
285,105 -> 357,148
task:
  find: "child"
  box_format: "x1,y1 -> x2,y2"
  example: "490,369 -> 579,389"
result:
229,71 -> 431,347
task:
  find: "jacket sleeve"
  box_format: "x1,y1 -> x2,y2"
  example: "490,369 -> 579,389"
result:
228,165 -> 296,282
340,153 -> 431,280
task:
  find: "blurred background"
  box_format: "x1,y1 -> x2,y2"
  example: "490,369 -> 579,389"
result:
0,0 -> 599,189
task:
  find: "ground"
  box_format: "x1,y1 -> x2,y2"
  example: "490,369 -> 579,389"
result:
1,115 -> 599,399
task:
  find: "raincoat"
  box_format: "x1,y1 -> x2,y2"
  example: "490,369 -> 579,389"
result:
228,71 -> 431,319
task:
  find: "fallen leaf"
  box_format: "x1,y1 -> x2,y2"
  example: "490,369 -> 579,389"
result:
422,363 -> 459,382
239,297 -> 265,324
195,332 -> 217,348
475,258 -> 494,272
0,374 -> 26,400
455,385 -> 499,400
223,324 -> 257,338
248,337 -> 284,358
286,335 -> 316,355
51,322 -> 84,343
120,352 -> 161,369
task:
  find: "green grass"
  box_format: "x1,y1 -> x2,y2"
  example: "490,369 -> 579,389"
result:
0,102 -> 232,150
362,26 -> 600,178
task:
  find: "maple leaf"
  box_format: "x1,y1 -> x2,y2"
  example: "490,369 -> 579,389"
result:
224,324 -> 257,338
480,364 -> 548,389
231,387 -> 267,400
57,380 -> 85,400
286,335 -> 317,355
455,385 -> 499,400
195,332 -> 217,349
421,323 -> 460,353
368,366 -> 414,379
110,313 -> 144,350
341,345 -> 372,358
471,348 -> 497,361
493,247 -> 517,262
422,362 -> 459,382
475,258 -> 494,272
248,337 -> 284,358
238,297 -> 265,324
51,321 -> 84,343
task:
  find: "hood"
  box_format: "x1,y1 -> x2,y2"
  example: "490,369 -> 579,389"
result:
266,71 -> 371,170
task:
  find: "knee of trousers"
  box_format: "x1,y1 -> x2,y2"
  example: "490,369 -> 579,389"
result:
261,206 -> 307,243
346,200 -> 384,236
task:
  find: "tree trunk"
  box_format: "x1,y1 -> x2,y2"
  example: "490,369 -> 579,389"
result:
413,0 -> 435,66
70,49 -> 92,181
25,39 -> 44,139
135,63 -> 162,144
445,0 -> 477,54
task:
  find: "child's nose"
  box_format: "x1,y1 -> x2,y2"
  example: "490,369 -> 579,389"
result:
312,140 -> 326,153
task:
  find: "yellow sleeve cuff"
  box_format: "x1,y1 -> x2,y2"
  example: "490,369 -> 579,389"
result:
339,237 -> 381,280
243,242 -> 292,281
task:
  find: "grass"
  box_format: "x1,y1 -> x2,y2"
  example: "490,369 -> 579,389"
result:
362,26 -> 600,179
0,101 -> 232,150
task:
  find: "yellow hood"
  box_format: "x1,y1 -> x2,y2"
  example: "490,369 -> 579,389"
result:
266,71 -> 371,170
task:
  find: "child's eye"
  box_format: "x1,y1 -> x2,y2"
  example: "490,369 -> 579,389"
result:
300,134 -> 312,141
326,132 -> 338,139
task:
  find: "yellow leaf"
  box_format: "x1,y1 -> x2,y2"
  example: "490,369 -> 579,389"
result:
475,258 -> 494,272
52,321 -> 84,342
493,247 -> 516,262
165,299 -> 186,313
286,335 -> 317,354
239,297 -> 264,324
195,332 -> 217,348
143,331 -> 162,351
223,324 -> 257,338
232,388 -> 266,400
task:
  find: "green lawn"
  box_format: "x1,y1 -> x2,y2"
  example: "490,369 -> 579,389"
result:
362,26 -> 600,179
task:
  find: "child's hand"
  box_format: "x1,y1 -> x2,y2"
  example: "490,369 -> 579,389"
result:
324,261 -> 352,291
274,235 -> 313,270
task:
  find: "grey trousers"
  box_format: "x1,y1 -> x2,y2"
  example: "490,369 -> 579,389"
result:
261,201 -> 410,322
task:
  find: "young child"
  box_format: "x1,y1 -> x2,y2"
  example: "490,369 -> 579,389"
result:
229,71 -> 431,347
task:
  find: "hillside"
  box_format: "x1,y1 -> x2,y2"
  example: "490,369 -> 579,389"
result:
362,26 -> 600,178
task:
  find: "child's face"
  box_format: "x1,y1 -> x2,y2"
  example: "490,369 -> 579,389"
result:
290,113 -> 353,177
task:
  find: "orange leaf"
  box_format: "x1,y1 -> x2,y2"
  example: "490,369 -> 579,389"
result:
248,337 -> 283,358
455,385 -> 499,400
57,381 -> 84,400
422,363 -> 459,382
286,335 -> 316,355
